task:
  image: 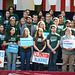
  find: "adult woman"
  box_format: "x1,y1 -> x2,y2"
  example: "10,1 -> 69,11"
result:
8,6 -> 19,25
19,18 -> 26,28
18,28 -> 32,71
37,21 -> 47,32
0,25 -> 6,49
1,11 -> 10,31
33,28 -> 46,71
3,27 -> 18,70
49,9 -> 55,21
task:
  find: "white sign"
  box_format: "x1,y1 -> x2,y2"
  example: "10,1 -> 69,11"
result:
34,0 -> 42,5
32,52 -> 50,64
0,50 -> 5,67
63,40 -> 75,48
13,0 -> 17,4
48,0 -> 57,5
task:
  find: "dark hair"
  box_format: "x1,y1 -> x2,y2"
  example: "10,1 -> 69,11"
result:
65,20 -> 71,24
3,11 -> 10,24
8,27 -> 15,39
0,25 -> 6,35
49,9 -> 54,17
58,14 -> 63,18
50,25 -> 56,29
8,6 -> 15,13
26,16 -> 32,20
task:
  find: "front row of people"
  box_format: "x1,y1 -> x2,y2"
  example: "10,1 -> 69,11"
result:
3,25 -> 75,72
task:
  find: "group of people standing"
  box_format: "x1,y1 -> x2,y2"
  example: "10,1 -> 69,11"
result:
0,6 -> 75,72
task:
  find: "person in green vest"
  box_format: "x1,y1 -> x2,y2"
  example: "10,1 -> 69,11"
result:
8,6 -> 19,25
3,27 -> 18,70
58,14 -> 66,29
47,25 -> 60,71
6,17 -> 20,38
45,13 -> 53,32
31,15 -> 38,28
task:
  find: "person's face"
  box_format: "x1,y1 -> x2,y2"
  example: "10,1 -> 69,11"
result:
49,10 -> 53,15
59,17 -> 63,22
39,22 -> 44,29
10,28 -> 15,35
27,18 -> 32,24
66,22 -> 70,27
70,22 -> 74,27
6,11 -> 10,17
23,12 -> 28,18
61,11 -> 65,17
0,26 -> 4,31
10,7 -> 14,13
38,29 -> 42,36
53,19 -> 59,25
33,16 -> 38,21
25,29 -> 28,36
51,27 -> 56,32
21,19 -> 25,25
73,16 -> 75,21
40,17 -> 45,21
39,12 -> 42,16
46,14 -> 51,20
65,28 -> 71,35
26,10 -> 30,15
10,19 -> 15,25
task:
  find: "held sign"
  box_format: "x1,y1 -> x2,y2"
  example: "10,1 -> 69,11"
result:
0,50 -> 5,67
32,52 -> 50,64
63,40 -> 75,48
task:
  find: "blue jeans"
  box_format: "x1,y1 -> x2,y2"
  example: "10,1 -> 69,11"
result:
47,49 -> 58,71
6,51 -> 17,70
20,51 -> 32,71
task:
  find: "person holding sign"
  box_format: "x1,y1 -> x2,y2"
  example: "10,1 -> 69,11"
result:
3,27 -> 18,70
18,28 -> 32,71
47,25 -> 60,71
60,27 -> 75,72
33,28 -> 46,71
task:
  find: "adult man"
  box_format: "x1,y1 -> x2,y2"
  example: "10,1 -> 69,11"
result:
60,27 -> 75,72
21,16 -> 36,37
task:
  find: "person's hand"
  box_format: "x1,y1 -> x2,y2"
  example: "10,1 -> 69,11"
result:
17,35 -> 20,38
23,46 -> 28,49
13,43 -> 16,45
39,50 -> 43,54
53,51 -> 56,54
67,47 -> 73,51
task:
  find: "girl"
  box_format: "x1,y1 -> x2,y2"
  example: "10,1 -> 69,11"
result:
33,28 -> 46,71
37,21 -> 47,32
19,18 -> 26,28
0,25 -> 6,49
18,28 -> 32,71
49,9 -> 55,21
3,27 -> 18,70
1,11 -> 10,31
8,6 -> 19,25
